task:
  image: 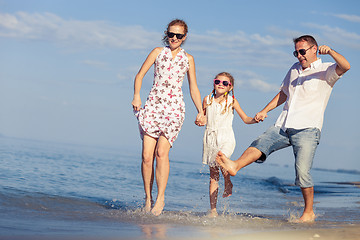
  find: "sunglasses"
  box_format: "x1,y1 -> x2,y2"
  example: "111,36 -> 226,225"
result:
293,45 -> 314,57
166,31 -> 185,40
214,79 -> 231,87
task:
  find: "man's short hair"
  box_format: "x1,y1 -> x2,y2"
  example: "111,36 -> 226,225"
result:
293,35 -> 318,48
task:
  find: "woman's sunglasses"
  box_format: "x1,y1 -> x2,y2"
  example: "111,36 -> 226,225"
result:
293,45 -> 314,57
214,79 -> 231,86
167,31 -> 185,40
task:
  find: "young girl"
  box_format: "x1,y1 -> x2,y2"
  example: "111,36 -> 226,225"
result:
202,72 -> 256,217
131,19 -> 204,216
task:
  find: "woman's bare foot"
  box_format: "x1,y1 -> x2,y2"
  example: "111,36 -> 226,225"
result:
151,200 -> 165,216
208,209 -> 218,218
223,181 -> 233,198
143,198 -> 152,213
216,151 -> 238,176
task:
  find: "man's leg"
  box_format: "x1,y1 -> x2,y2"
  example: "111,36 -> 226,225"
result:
300,187 -> 315,222
290,128 -> 320,222
216,147 -> 262,176
217,126 -> 290,176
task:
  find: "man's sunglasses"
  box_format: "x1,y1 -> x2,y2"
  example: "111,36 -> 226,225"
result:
166,31 -> 185,40
293,45 -> 314,57
214,79 -> 231,86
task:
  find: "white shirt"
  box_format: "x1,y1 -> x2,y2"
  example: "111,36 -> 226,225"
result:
275,58 -> 341,131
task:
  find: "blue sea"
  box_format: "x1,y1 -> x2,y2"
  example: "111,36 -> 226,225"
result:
0,136 -> 359,239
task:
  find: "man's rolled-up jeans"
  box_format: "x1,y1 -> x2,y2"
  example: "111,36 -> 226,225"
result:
250,125 -> 321,188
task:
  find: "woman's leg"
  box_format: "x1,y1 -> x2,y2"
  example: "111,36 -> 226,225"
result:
142,135 -> 157,212
209,166 -> 220,217
151,134 -> 171,216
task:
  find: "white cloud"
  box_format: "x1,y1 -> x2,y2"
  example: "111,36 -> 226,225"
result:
247,78 -> 279,92
0,11 -> 159,49
332,13 -> 360,23
234,70 -> 279,93
0,11 -> 293,58
189,29 -> 290,52
6,11 -> 350,93
303,23 -> 360,49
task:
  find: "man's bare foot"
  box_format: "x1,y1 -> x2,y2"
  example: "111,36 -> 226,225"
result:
223,181 -> 233,198
151,200 -> 165,216
216,151 -> 238,176
208,209 -> 218,218
293,212 -> 316,223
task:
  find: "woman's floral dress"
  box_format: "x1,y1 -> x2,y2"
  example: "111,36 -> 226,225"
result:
136,46 -> 189,146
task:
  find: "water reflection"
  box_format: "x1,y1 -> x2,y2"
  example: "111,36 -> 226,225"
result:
140,224 -> 168,239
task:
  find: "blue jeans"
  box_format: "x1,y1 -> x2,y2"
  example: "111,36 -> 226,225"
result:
250,126 -> 321,188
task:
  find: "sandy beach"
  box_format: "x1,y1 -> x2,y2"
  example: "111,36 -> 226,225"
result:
178,224 -> 360,240
222,224 -> 360,240
136,223 -> 360,240
1,224 -> 359,240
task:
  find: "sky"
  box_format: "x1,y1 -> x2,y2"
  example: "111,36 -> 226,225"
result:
0,0 -> 359,171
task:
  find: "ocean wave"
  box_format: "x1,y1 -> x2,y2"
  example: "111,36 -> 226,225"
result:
313,167 -> 360,175
264,176 -> 290,193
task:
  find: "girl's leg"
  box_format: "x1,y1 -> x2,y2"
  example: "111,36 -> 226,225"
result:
221,167 -> 233,198
142,135 -> 157,212
151,134 -> 171,216
209,166 -> 220,217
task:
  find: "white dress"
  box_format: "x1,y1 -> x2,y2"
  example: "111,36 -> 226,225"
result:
202,95 -> 236,167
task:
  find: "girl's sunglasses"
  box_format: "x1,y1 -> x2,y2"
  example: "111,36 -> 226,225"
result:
293,45 -> 314,57
167,31 -> 185,40
214,79 -> 231,86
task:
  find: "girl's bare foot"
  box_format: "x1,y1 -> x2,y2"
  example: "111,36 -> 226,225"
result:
151,200 -> 165,216
208,209 -> 218,218
216,151 -> 238,176
223,181 -> 233,198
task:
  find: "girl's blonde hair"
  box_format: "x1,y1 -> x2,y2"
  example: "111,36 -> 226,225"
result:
206,72 -> 235,114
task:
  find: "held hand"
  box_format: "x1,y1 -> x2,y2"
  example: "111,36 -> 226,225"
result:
318,45 -> 332,55
199,116 -> 207,126
250,117 -> 258,124
255,111 -> 267,122
131,97 -> 142,112
195,112 -> 206,126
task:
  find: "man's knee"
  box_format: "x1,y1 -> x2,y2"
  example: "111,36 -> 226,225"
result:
246,147 -> 262,155
295,170 -> 313,188
245,147 -> 265,163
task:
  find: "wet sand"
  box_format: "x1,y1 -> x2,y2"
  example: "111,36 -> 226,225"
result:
1,223 -> 359,240
222,224 -> 360,240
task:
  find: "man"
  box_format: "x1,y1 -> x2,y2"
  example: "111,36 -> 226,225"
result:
216,35 -> 350,222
